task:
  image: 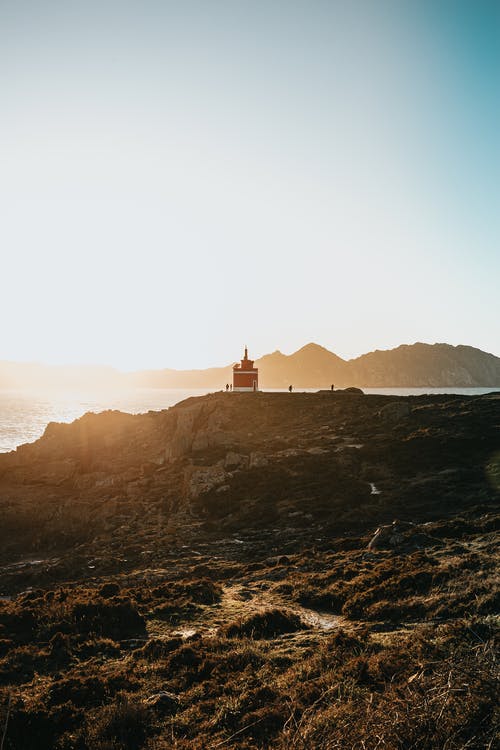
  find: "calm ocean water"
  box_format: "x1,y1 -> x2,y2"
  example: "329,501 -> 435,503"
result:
0,386 -> 498,453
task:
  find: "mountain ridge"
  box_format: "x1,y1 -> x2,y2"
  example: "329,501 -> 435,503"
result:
1,341 -> 500,389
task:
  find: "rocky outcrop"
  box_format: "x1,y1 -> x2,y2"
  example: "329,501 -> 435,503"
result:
224,452 -> 248,470
249,452 -> 269,468
368,520 -> 410,550
184,465 -> 228,499
0,391 -> 498,559
165,400 -> 238,460
166,403 -> 206,460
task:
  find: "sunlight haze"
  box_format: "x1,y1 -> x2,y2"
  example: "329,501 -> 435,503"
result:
1,0 -> 498,369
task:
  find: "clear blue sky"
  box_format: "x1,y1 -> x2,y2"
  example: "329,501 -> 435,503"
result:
1,0 -> 498,369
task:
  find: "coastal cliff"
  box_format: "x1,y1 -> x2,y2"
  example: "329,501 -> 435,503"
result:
1,390 -> 499,562
0,392 -> 498,749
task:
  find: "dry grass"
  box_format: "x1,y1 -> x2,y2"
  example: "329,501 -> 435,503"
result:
0,393 -> 498,748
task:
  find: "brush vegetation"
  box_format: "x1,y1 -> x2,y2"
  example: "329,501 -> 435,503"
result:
0,391 -> 498,748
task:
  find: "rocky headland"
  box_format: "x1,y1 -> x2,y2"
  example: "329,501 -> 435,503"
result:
0,391 -> 498,749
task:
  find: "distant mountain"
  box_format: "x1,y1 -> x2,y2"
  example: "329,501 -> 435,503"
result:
133,342 -> 499,388
256,343 -> 349,388
1,342 -> 499,390
256,342 -> 500,388
347,343 -> 500,388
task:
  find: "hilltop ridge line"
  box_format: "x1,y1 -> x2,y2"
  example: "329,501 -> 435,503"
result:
1,341 -> 500,389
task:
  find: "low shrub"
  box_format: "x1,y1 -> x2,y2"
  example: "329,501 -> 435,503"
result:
134,636 -> 182,661
224,608 -> 306,639
72,598 -> 145,639
84,694 -> 150,750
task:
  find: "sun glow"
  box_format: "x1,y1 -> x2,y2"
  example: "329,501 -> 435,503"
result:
0,1 -> 498,370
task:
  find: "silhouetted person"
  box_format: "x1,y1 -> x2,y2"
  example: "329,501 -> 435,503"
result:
226,383 -> 229,392
331,384 -> 334,391
288,385 -> 293,393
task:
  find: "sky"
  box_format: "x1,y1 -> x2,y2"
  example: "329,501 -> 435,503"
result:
1,0 -> 499,370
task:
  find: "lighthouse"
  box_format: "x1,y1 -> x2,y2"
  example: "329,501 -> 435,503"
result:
233,346 -> 259,392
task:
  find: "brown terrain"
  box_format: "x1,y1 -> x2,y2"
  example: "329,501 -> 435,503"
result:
0,391 -> 498,749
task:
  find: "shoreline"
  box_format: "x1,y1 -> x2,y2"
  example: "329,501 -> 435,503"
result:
1,386 -> 499,455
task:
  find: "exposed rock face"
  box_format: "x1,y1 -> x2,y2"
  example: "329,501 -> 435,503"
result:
368,520 -> 408,550
185,465 -> 228,499
191,431 -> 210,452
224,452 -> 248,470
0,391 -> 498,561
165,400 -> 238,460
249,452 -> 268,468
166,404 -> 204,460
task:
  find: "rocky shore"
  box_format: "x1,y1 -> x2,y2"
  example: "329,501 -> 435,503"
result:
0,391 -> 498,749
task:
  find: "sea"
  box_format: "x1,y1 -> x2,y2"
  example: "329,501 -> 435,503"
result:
0,386 -> 498,454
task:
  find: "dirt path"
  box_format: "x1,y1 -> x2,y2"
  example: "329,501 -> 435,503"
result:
148,580 -> 345,642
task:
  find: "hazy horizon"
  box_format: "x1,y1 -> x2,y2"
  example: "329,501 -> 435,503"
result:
1,338 -> 500,374
1,1 -> 499,370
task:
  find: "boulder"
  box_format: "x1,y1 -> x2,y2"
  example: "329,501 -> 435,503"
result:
250,452 -> 269,468
185,465 -> 228,499
368,520 -> 415,550
224,452 -> 248,469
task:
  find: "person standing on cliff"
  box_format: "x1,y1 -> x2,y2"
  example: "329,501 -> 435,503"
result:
288,385 -> 293,393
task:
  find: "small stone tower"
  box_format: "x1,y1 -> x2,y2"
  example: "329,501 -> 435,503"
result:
233,346 -> 259,392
